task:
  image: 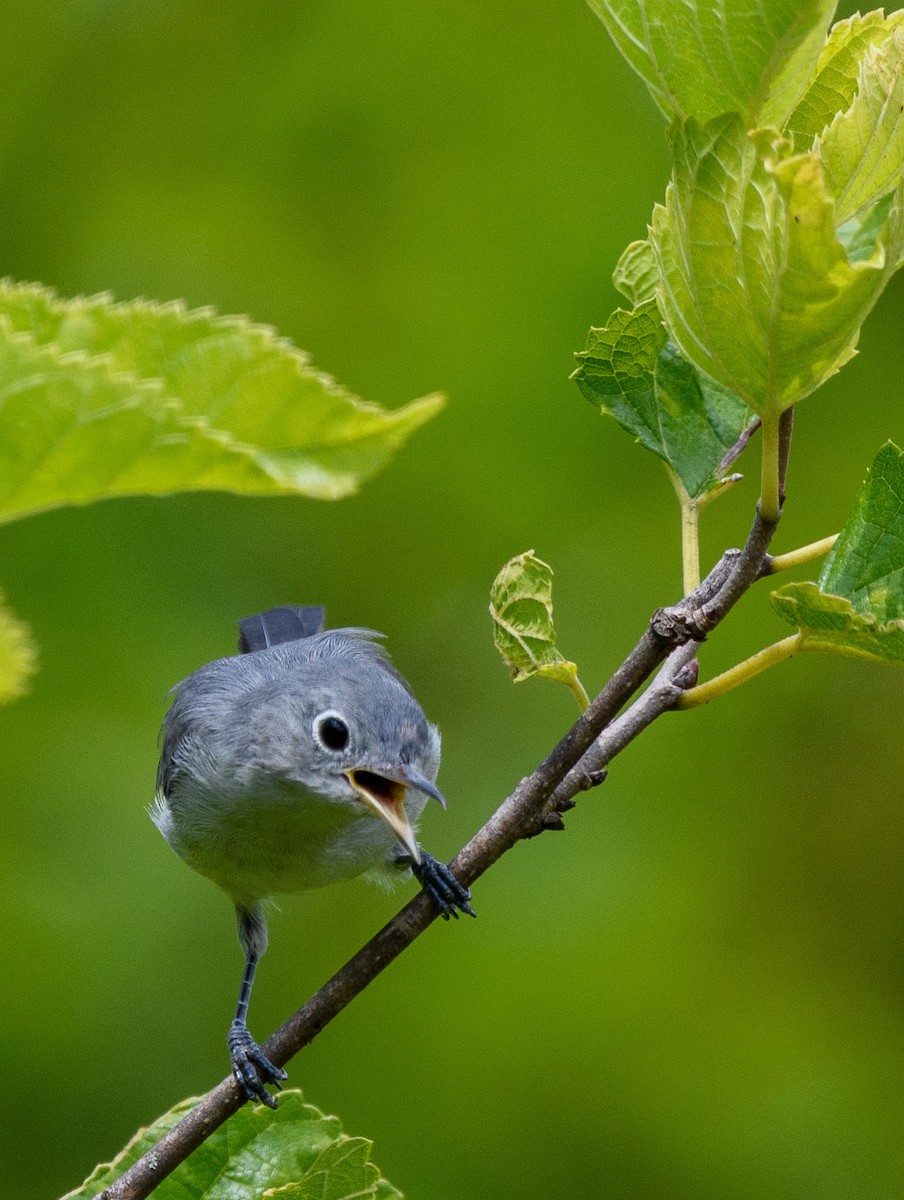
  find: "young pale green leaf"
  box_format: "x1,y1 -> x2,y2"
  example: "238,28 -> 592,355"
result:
490,551 -> 584,696
612,239 -> 659,306
0,592 -> 37,704
0,280 -> 442,521
770,583 -> 904,663
770,443 -> 904,664
650,115 -> 904,416
786,10 -> 904,149
586,0 -> 834,127
62,1090 -> 402,1200
817,27 -> 904,225
572,300 -> 755,500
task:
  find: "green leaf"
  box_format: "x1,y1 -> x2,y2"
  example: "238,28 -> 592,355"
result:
572,301 -> 756,498
612,239 -> 659,306
264,1138 -> 399,1199
0,592 -> 37,704
573,300 -> 755,500
650,115 -> 904,416
838,192 -> 896,264
0,280 -> 443,521
770,583 -> 904,664
820,442 -> 904,621
786,10 -> 904,149
817,26 -> 904,225
62,1090 -> 402,1200
586,0 -> 835,127
770,443 -> 904,664
490,551 -> 586,702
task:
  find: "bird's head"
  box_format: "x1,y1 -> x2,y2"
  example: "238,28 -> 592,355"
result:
265,637 -> 443,863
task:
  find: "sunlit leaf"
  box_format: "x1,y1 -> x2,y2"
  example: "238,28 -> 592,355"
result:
771,443 -> 904,664
0,592 -> 37,704
817,26 -> 904,225
650,115 -> 904,416
587,0 -> 834,126
490,551 -> 585,702
62,1090 -> 402,1200
573,300 -> 755,500
786,10 -> 904,149
0,280 -> 443,521
612,239 -> 658,306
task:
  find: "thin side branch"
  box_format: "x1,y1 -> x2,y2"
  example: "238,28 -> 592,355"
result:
759,413 -> 783,523
551,641 -> 699,808
714,416 -> 761,477
677,633 -> 803,708
99,465 -> 788,1200
777,406 -> 794,501
761,533 -> 838,576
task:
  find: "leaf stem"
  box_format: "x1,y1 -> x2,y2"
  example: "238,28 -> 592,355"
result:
568,675 -> 591,713
765,533 -> 839,575
760,412 -> 783,523
680,499 -> 701,592
665,466 -> 700,592
677,633 -> 803,708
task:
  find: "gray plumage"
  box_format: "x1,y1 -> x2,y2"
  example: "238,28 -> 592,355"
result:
151,609 -> 471,1107
153,629 -> 441,911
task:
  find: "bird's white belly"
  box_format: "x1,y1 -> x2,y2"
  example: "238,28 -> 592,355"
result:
156,785 -> 399,904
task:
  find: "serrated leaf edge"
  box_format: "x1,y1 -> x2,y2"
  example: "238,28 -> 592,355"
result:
770,580 -> 904,665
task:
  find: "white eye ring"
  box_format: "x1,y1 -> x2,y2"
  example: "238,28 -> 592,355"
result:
313,710 -> 350,752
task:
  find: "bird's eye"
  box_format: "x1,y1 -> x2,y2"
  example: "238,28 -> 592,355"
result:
314,711 -> 350,752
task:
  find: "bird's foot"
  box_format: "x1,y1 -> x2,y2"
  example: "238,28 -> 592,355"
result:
411,852 -> 476,919
228,1019 -> 287,1109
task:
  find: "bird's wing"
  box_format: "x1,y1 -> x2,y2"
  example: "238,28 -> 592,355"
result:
237,605 -> 326,653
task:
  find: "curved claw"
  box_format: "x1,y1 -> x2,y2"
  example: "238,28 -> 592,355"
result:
228,1019 -> 287,1109
412,852 -> 476,919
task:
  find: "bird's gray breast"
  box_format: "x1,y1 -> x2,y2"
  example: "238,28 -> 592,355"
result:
154,636 -> 434,905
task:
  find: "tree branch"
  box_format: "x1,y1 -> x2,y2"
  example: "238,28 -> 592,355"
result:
98,478 -> 787,1200
550,641 -> 699,810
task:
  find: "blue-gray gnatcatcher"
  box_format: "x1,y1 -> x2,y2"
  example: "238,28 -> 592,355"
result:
152,605 -> 474,1107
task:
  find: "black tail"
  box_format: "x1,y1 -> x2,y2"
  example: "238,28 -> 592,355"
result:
237,605 -> 326,653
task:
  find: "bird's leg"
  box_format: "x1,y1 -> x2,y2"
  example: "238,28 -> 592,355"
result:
228,904 -> 287,1108
392,846 -> 476,920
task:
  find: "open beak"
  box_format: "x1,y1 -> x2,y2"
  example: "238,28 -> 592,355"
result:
344,766 -> 446,866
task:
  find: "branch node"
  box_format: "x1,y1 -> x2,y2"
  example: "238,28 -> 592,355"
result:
673,658 -> 699,690
650,605 -> 708,644
573,768 -> 607,794
524,809 -> 570,837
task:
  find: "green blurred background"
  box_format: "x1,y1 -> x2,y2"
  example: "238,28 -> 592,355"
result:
1,1 -> 903,1197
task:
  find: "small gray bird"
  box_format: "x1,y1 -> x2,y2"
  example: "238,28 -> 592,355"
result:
152,605 -> 473,1106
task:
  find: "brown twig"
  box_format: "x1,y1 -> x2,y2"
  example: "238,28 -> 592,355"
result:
714,415 -> 761,477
